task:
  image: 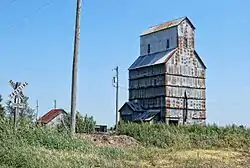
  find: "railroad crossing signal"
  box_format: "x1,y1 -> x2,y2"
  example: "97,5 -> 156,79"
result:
9,80 -> 25,100
8,80 -> 28,130
11,103 -> 25,109
8,80 -> 28,100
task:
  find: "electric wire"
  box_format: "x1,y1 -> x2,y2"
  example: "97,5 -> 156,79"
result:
5,0 -> 54,31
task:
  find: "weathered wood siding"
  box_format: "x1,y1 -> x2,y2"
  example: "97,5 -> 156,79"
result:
129,64 -> 166,118
120,105 -> 133,116
165,19 -> 206,125
47,113 -> 64,126
120,104 -> 133,122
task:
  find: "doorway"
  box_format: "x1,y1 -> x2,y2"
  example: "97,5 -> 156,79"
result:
169,120 -> 179,126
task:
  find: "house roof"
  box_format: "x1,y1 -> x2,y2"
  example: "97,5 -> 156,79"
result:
128,48 -> 177,70
37,109 -> 66,124
140,16 -> 195,36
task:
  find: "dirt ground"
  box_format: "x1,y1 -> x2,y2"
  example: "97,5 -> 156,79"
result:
78,132 -> 141,148
77,133 -> 250,167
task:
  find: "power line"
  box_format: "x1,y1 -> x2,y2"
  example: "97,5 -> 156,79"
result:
0,0 -> 19,13
8,0 -> 18,4
11,0 -> 19,3
119,86 -> 128,90
5,0 -> 54,30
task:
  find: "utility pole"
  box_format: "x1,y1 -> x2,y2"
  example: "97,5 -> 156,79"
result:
54,100 -> 57,109
13,95 -> 18,130
112,66 -> 119,129
36,100 -> 39,121
13,82 -> 20,130
70,0 -> 82,135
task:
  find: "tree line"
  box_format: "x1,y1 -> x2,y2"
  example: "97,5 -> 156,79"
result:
0,94 -> 35,122
0,94 -> 96,133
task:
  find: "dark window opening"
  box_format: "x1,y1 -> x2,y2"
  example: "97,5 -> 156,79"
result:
169,120 -> 179,126
147,44 -> 150,54
154,79 -> 157,86
166,39 -> 169,49
184,38 -> 188,48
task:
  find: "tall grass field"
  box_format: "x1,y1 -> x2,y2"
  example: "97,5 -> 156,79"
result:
117,122 -> 250,150
0,119 -> 249,168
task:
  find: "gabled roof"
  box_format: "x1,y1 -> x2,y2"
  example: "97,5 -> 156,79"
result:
128,48 -> 177,70
119,101 -> 160,122
37,109 -> 67,124
119,101 -> 144,113
140,16 -> 195,36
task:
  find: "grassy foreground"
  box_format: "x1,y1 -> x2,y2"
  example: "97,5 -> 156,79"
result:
0,120 -> 249,168
117,122 -> 250,149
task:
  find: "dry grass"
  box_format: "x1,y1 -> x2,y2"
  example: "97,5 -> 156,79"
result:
77,133 -> 141,148
23,147 -> 250,168
131,148 -> 249,168
1,120 -> 250,167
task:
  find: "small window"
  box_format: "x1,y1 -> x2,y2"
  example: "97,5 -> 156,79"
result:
147,44 -> 150,54
166,39 -> 169,49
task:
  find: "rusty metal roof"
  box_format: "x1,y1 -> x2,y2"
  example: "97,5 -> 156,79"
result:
37,109 -> 66,124
133,110 -> 160,122
129,48 -> 177,70
140,16 -> 195,36
119,101 -> 145,113
119,101 -> 160,121
127,101 -> 144,112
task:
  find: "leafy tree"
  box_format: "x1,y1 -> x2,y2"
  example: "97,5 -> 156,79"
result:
5,96 -> 36,122
19,97 -> 36,121
0,95 -> 5,119
81,114 -> 96,133
57,111 -> 96,133
5,100 -> 14,118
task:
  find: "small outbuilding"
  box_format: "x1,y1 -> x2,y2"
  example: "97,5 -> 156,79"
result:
37,108 -> 67,126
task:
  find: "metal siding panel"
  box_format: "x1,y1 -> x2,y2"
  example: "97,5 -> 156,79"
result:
140,27 -> 178,55
166,109 -> 182,118
166,86 -> 205,99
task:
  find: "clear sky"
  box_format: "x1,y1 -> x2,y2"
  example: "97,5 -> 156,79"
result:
1,0 -> 250,127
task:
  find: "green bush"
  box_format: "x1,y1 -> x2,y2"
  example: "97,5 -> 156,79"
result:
57,112 -> 96,133
0,119 -> 136,168
117,122 -> 250,149
0,95 -> 5,119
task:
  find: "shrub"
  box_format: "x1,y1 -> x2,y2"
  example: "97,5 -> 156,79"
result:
117,122 -> 250,150
57,112 -> 96,133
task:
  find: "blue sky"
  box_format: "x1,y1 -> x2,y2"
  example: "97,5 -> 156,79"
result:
1,0 -> 250,127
